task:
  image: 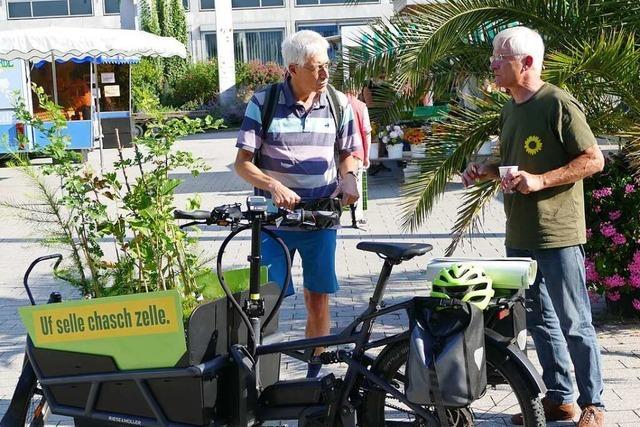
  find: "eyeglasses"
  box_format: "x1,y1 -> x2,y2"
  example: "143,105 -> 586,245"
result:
301,62 -> 331,73
489,53 -> 525,63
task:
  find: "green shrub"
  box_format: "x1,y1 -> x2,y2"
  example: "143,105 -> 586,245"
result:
169,60 -> 219,107
131,58 -> 164,97
163,59 -> 285,111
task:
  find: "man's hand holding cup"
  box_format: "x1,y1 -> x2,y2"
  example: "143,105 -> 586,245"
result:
499,165 -> 519,193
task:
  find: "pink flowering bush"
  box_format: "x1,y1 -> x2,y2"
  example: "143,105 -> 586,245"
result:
584,152 -> 640,317
237,61 -> 285,92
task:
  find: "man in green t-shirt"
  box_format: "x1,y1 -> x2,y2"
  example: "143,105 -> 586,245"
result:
462,26 -> 606,427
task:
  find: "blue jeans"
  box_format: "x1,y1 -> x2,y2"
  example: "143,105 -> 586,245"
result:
507,245 -> 604,408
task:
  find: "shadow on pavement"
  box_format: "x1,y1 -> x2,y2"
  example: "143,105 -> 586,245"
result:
170,170 -> 251,194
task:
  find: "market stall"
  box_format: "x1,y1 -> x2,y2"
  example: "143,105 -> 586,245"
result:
0,27 -> 186,162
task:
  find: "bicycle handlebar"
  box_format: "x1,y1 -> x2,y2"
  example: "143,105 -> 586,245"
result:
173,209 -> 212,221
23,254 -> 63,306
174,201 -> 341,230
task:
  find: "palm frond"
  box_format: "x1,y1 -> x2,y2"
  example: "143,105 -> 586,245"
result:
346,0 -> 638,124
400,92 -> 506,231
618,125 -> 640,178
445,180 -> 500,255
544,30 -> 640,119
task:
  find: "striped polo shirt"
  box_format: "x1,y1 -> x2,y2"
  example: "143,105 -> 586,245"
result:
236,79 -> 360,201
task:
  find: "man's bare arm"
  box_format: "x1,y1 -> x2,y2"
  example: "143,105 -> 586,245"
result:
334,153 -> 359,205
461,161 -> 500,187
541,144 -> 605,187
510,144 -> 604,194
234,149 -> 300,209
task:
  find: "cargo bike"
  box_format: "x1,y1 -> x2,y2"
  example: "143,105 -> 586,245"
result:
2,196 -> 545,427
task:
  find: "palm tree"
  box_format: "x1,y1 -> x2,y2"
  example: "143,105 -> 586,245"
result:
342,0 -> 640,255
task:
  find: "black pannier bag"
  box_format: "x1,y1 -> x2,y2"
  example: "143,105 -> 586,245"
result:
491,296 -> 528,352
406,297 -> 486,408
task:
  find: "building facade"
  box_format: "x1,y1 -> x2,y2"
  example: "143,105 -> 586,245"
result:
0,0 -> 394,64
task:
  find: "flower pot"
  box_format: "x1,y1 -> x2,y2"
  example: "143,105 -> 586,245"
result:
386,143 -> 403,159
403,164 -> 420,181
410,144 -> 426,158
370,142 -> 379,159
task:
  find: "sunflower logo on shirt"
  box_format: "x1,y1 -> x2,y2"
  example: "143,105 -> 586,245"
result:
524,135 -> 543,156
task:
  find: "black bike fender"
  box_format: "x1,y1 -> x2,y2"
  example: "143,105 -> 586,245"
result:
485,329 -> 546,395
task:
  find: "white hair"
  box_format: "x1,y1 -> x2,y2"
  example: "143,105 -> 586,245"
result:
493,26 -> 545,72
281,30 -> 329,67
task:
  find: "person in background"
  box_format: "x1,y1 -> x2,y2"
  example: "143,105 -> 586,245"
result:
461,26 -> 605,427
346,90 -> 372,223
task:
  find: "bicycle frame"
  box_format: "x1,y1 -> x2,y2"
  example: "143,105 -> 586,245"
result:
251,257 -> 437,426
5,199 -> 545,427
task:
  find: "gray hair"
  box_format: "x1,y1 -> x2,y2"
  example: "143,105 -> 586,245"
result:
281,30 -> 329,67
493,26 -> 545,73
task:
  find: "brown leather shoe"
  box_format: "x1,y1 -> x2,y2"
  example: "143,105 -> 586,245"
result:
511,396 -> 576,425
577,405 -> 605,427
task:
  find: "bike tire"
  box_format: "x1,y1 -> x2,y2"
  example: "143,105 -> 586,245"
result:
17,378 -> 49,427
361,340 -> 544,427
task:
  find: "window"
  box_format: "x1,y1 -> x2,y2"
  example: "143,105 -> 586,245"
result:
203,29 -> 284,64
297,22 -> 360,59
31,61 -> 92,121
200,0 -> 281,10
97,64 -> 131,112
297,23 -> 339,38
105,0 -> 186,14
7,0 -> 92,18
204,33 -> 217,59
296,0 -> 374,5
104,0 -> 119,14
235,30 -> 283,64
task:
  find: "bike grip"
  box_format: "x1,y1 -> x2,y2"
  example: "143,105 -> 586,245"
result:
174,209 -> 212,220
302,210 -> 339,222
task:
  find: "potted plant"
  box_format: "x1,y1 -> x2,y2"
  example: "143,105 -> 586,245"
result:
378,124 -> 404,159
584,152 -> 640,318
404,127 -> 427,158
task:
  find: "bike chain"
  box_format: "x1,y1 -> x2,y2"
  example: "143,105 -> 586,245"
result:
384,397 -> 461,427
384,398 -> 416,416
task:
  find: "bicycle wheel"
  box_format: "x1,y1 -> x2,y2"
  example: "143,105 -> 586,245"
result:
18,379 -> 49,427
361,340 -> 544,427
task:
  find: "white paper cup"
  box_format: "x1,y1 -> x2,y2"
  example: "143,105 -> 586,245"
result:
499,166 -> 518,193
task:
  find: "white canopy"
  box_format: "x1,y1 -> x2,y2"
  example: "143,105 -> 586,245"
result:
0,27 -> 187,62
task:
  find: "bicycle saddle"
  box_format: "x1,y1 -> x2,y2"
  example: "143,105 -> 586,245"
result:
356,242 -> 433,261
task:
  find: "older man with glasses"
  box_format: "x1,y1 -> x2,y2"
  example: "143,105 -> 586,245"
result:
462,26 -> 605,427
235,30 -> 360,379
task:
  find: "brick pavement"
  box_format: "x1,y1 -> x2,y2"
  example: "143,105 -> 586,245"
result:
0,131 -> 638,426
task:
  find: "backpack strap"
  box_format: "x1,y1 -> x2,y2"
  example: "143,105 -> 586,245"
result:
429,348 -> 451,427
325,84 -> 344,135
254,83 -> 280,167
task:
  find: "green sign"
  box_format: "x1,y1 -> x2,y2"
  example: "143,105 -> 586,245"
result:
19,290 -> 186,370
